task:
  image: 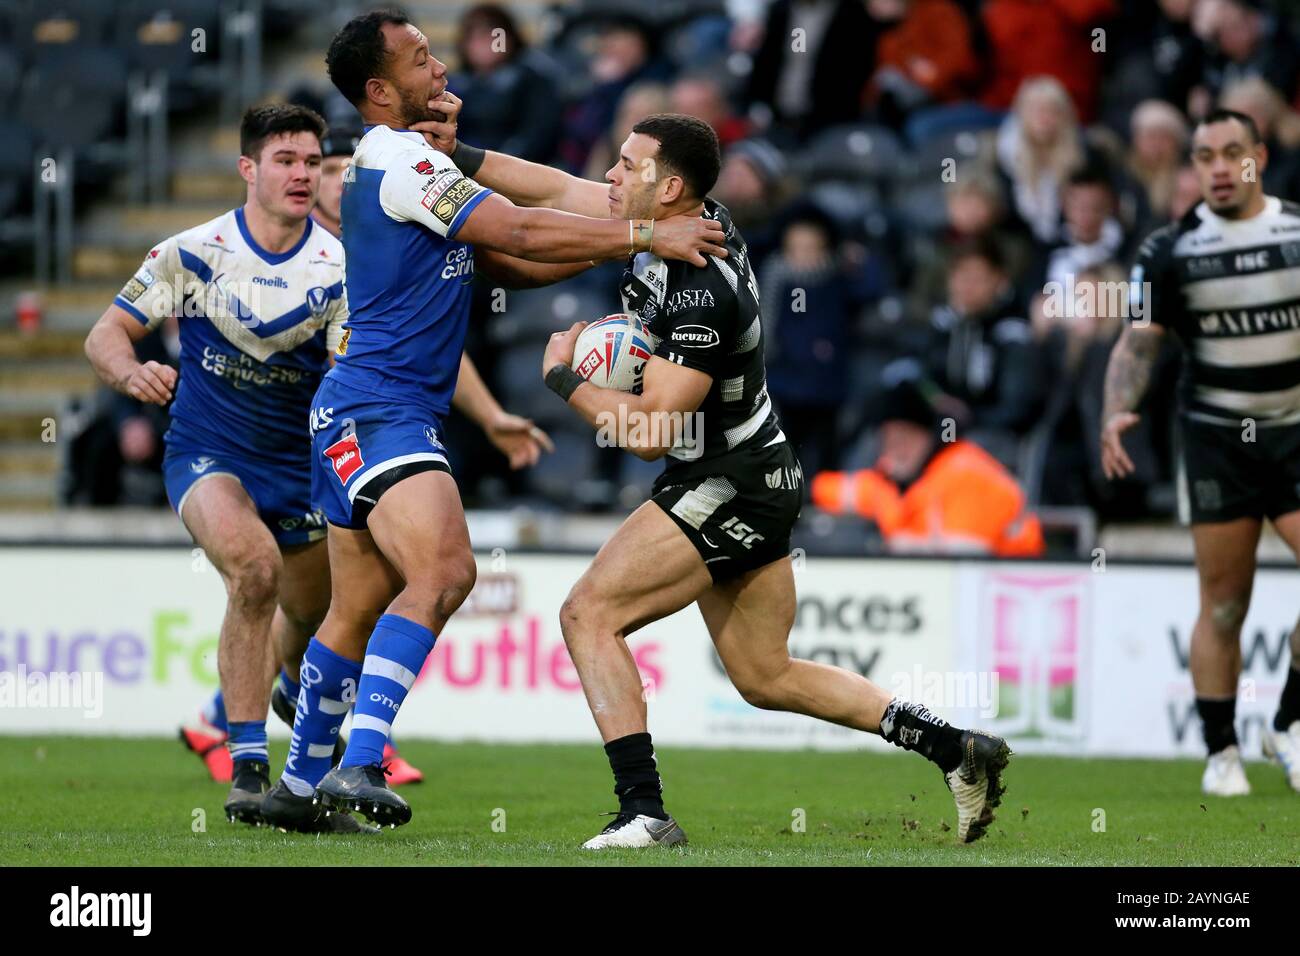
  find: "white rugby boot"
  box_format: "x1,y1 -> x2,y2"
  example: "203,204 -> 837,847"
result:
944,729 -> 1011,844
1202,745 -> 1251,796
581,812 -> 688,850
1261,721 -> 1300,792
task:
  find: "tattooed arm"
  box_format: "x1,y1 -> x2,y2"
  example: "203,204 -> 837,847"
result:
1100,323 -> 1166,480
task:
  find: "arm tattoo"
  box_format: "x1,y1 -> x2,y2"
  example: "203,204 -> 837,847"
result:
1103,326 -> 1162,418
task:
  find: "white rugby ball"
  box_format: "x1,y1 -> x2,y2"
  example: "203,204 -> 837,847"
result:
571,313 -> 657,393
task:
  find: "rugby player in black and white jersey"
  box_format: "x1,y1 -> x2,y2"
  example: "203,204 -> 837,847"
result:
426,108 -> 1011,847
1102,109 -> 1300,796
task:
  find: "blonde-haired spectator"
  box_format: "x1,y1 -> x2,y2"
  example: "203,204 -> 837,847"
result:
996,77 -> 1086,242
1128,99 -> 1190,220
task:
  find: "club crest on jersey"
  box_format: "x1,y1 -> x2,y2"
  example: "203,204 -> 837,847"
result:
306,286 -> 330,317
189,456 -> 216,475
324,434 -> 365,485
412,159 -> 436,175
424,425 -> 440,447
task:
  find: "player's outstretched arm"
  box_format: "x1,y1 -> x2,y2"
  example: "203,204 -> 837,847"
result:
474,249 -> 593,290
452,352 -> 554,469
84,304 -> 177,405
1100,323 -> 1165,480
457,193 -> 726,266
539,321 -> 711,461
415,94 -> 608,218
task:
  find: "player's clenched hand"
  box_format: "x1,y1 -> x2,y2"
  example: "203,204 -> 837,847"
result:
654,214 -> 728,267
1100,411 -> 1140,480
486,411 -> 554,470
124,360 -> 177,405
413,91 -> 462,155
542,321 -> 588,378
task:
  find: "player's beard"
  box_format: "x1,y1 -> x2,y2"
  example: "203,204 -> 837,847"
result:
397,85 -> 444,128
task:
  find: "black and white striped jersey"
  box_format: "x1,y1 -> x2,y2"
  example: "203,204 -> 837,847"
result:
618,198 -> 785,479
1132,196 -> 1300,426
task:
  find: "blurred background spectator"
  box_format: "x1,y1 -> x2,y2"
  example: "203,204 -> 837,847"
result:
7,0 -> 1300,558
449,3 -> 563,162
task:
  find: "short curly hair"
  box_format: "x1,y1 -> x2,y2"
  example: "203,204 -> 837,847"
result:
326,8 -> 412,107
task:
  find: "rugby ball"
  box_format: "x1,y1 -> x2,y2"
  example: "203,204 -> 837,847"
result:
571,313 -> 656,393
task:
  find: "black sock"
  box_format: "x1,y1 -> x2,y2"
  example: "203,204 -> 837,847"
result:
879,698 -> 963,773
1196,696 -> 1238,754
1275,666 -> 1300,731
604,732 -> 666,820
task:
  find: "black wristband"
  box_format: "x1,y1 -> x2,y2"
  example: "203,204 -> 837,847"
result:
452,142 -> 486,178
545,364 -> 584,402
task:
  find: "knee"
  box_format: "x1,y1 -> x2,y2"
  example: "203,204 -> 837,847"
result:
279,596 -> 329,639
226,552 -> 280,608
730,662 -> 790,711
1205,594 -> 1249,638
559,580 -> 608,643
408,553 -> 477,621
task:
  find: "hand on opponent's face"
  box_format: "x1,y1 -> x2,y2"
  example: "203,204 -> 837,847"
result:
412,90 -> 462,154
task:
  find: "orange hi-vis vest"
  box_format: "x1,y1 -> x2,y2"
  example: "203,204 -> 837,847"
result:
810,440 -> 1045,556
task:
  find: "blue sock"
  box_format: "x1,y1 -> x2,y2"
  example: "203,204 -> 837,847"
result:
227,720 -> 267,766
202,689 -> 228,734
282,637 -> 362,797
343,614 -> 436,769
278,667 -> 301,706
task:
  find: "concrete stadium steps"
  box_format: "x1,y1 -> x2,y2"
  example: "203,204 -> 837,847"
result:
72,201 -> 237,282
0,330 -> 95,510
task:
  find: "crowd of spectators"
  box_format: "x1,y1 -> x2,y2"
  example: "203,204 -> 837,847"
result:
74,0 -> 1300,544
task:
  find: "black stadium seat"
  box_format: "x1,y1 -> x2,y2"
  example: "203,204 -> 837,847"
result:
0,43 -> 22,107
18,47 -> 128,153
0,116 -> 35,218
797,123 -> 907,186
116,0 -> 224,112
13,0 -> 116,60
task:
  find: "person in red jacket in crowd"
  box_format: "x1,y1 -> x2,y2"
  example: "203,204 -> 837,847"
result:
979,0 -> 1118,122
811,377 -> 1045,556
867,0 -> 980,120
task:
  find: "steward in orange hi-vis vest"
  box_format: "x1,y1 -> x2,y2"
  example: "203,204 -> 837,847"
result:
811,377 -> 1043,556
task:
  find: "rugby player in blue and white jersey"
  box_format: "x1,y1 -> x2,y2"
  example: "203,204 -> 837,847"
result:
85,103 -> 552,832
279,9 -> 727,828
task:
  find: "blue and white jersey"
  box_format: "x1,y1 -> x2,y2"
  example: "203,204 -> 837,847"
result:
114,208 -> 347,462
328,124 -> 492,415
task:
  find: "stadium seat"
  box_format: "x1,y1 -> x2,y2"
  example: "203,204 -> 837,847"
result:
796,123 -> 907,186
0,116 -> 35,219
13,0 -> 116,60
116,0 -> 224,112
890,180 -> 950,233
907,126 -> 996,184
0,43 -> 22,106
17,47 -> 127,152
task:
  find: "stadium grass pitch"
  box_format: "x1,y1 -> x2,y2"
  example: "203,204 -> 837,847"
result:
2,736 -> 1297,866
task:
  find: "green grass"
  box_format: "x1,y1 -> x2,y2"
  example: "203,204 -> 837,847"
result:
2,736 -> 1297,866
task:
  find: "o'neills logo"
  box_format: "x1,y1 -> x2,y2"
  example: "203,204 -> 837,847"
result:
324,434 -> 364,484
50,886 -> 151,936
